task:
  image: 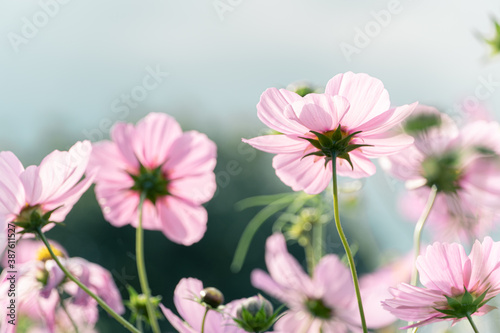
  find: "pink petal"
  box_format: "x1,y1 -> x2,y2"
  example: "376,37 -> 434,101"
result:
169,173 -> 216,205
110,122 -> 139,169
157,196 -> 207,246
324,72 -> 391,128
353,103 -> 417,136
160,304 -> 197,333
272,152 -> 332,194
163,131 -> 217,180
250,269 -> 291,303
264,234 -> 313,295
242,135 -> 308,154
357,133 -> 414,158
284,94 -> 349,132
336,150 -> 376,178
0,152 -> 25,215
257,88 -> 308,134
132,113 -> 183,169
313,255 -> 354,309
416,242 -> 468,294
95,185 -> 139,227
88,141 -> 137,182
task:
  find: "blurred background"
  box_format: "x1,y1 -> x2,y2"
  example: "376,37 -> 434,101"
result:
1,0 -> 500,331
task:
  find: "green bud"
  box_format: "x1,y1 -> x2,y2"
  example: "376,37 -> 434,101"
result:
200,287 -> 224,309
234,295 -> 280,332
125,286 -> 162,325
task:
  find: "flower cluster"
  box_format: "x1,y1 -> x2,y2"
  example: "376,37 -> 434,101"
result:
1,71 -> 499,333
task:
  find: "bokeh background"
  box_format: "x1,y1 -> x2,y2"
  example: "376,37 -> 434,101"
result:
1,0 -> 500,331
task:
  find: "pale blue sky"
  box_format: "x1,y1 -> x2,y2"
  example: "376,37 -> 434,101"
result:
1,0 -> 500,251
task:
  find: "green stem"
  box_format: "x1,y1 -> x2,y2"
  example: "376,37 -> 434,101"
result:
35,229 -> 140,333
201,308 -> 209,333
410,185 -> 438,286
58,289 -> 79,333
136,193 -> 161,333
136,317 -> 143,332
331,157 -> 367,333
466,313 -> 480,333
304,237 -> 315,276
312,221 -> 323,269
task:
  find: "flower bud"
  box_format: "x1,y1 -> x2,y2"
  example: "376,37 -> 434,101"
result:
234,295 -> 277,332
200,287 -> 224,309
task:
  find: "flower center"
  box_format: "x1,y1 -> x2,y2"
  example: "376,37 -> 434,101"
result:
129,164 -> 170,204
300,125 -> 370,170
403,113 -> 442,135
421,152 -> 461,193
305,298 -> 332,320
36,246 -> 64,262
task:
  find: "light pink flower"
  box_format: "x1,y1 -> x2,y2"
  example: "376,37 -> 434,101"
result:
160,277 -> 247,333
0,141 -> 93,235
0,239 -> 123,333
359,252 -> 414,329
251,233 -> 364,332
382,237 -> 500,329
87,112 -> 217,246
243,72 -> 417,194
382,113 -> 500,241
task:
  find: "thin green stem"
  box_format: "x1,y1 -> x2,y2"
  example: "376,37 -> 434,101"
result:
58,289 -> 79,333
136,193 -> 161,333
312,221 -> 323,269
35,229 -> 140,333
466,313 -> 480,333
201,308 -> 209,333
304,237 -> 315,276
407,186 -> 437,333
410,185 -> 438,286
331,156 -> 367,333
136,317 -> 143,332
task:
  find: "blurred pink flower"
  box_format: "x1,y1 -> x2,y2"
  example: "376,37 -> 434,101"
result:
160,277 -> 247,333
382,237 -> 500,329
0,239 -> 123,333
0,141 -> 93,235
382,112 -> 500,241
251,233 -> 365,332
243,72 -> 417,194
87,112 -> 217,246
359,252 -> 414,329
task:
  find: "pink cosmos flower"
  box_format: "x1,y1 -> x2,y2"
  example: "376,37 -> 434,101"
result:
251,233 -> 364,332
0,239 -> 124,333
383,237 -> 500,329
243,72 -> 417,194
0,141 -> 93,235
358,252 -> 414,329
160,277 -> 248,333
382,110 -> 500,241
86,112 -> 217,246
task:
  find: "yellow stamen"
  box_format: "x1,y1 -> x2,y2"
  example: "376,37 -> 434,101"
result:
36,246 -> 64,261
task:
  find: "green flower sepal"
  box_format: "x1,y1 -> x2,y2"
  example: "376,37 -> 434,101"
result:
435,287 -> 493,319
300,125 -> 372,169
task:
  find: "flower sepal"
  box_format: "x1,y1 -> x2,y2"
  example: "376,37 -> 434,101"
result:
435,288 -> 493,319
125,285 -> 163,325
233,295 -> 282,332
301,125 -> 372,170
13,205 -> 61,235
